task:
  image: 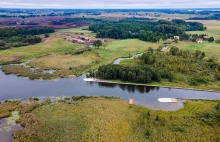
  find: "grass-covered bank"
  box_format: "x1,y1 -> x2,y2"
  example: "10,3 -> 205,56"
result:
2,97 -> 218,142
2,65 -> 58,80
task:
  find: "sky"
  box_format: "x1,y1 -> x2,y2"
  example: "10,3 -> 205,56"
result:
0,0 -> 220,9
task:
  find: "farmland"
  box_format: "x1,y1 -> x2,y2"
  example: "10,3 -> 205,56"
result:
0,37 -> 84,64
0,36 -> 158,79
0,17 -> 219,82
2,98 -> 218,142
177,41 -> 220,57
186,20 -> 220,39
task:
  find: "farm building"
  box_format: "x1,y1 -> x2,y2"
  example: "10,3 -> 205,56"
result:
196,38 -> 203,43
203,36 -> 209,40
66,35 -> 104,47
173,36 -> 180,40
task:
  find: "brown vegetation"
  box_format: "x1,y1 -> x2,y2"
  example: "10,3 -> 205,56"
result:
0,101 -> 20,118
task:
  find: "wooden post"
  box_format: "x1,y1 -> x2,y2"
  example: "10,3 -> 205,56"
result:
129,98 -> 134,104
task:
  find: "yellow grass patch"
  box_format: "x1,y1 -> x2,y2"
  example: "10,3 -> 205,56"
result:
0,55 -> 24,63
29,51 -> 101,69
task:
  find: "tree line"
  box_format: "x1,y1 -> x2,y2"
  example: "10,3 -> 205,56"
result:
87,64 -> 173,83
0,27 -> 54,50
0,27 -> 55,38
60,18 -> 102,23
89,19 -> 204,42
188,14 -> 220,20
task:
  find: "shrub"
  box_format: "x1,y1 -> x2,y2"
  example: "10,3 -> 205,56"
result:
189,78 -> 199,86
45,33 -> 49,38
155,115 -> 160,121
170,46 -> 179,56
72,96 -> 90,101
145,129 -> 151,137
29,97 -> 39,101
208,37 -> 215,42
216,103 -> 220,110
43,99 -> 51,105
215,73 -> 220,81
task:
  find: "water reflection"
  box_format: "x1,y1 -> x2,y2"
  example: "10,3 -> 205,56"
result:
92,82 -> 160,94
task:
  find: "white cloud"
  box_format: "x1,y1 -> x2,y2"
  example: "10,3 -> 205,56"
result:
0,0 -> 219,8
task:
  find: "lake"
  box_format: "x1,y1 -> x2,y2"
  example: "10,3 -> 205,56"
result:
1,69 -> 220,111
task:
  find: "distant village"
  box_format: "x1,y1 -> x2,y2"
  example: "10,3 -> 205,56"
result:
65,35 -> 105,47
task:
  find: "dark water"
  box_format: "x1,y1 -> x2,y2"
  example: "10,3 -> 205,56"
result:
1,70 -> 220,110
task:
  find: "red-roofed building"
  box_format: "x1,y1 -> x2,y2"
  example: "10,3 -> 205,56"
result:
203,36 -> 209,40
174,36 -> 180,40
196,38 -> 203,43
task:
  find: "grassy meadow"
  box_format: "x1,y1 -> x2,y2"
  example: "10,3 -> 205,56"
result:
0,37 -> 84,64
171,41 -> 220,58
29,51 -> 101,70
57,26 -> 96,38
0,23 -> 219,80
92,39 -> 159,69
9,97 -> 220,142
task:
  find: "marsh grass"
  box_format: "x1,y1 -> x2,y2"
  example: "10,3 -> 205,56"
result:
29,51 -> 101,70
2,65 -> 56,80
0,101 -> 20,118
12,98 -> 220,142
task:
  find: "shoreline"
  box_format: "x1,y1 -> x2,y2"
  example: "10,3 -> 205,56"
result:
85,78 -> 220,93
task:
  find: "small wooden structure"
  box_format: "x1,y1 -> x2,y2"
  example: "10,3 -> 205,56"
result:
129,97 -> 134,104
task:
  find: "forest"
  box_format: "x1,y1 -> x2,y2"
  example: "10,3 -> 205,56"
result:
89,19 -> 204,42
188,14 -> 220,20
60,18 -> 102,23
88,47 -> 220,86
0,27 -> 55,49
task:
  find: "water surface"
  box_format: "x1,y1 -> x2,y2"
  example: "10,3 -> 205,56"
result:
1,70 -> 220,111
0,111 -> 22,142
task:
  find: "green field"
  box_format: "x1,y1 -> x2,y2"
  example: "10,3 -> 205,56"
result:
0,36 -> 159,79
92,39 -> 158,68
58,26 -> 96,38
0,37 -> 84,63
176,41 -> 220,57
8,98 -> 220,142
1,24 -> 219,80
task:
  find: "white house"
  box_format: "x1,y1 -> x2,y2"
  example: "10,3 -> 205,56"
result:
174,36 -> 180,40
196,38 -> 203,43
